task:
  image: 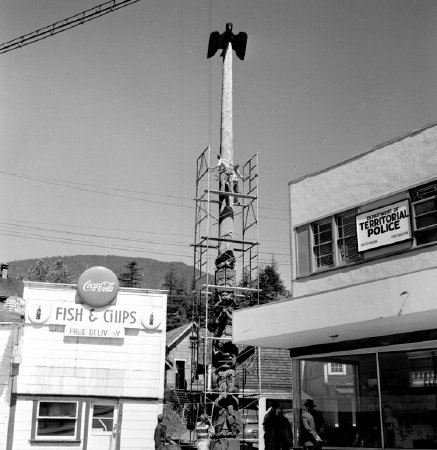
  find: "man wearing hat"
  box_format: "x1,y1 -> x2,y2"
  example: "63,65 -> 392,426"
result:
154,414 -> 176,450
301,399 -> 325,449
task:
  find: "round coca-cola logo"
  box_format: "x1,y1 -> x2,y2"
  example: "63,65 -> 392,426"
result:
77,267 -> 119,307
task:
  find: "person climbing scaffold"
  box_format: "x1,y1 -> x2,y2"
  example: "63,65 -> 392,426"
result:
214,155 -> 248,205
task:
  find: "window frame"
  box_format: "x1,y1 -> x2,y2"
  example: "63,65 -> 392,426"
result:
327,362 -> 347,375
336,209 -> 360,265
31,399 -> 82,442
311,217 -> 336,271
411,182 -> 437,246
307,210 -> 361,274
295,180 -> 437,279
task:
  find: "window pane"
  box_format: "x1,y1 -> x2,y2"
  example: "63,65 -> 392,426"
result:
415,212 -> 437,230
300,355 -> 380,448
92,405 -> 114,431
296,225 -> 311,276
411,182 -> 437,245
313,220 -> 334,268
414,198 -> 437,217
416,228 -> 437,245
92,418 -> 113,431
379,350 -> 437,449
38,402 -> 77,418
37,419 -> 76,436
337,212 -> 360,264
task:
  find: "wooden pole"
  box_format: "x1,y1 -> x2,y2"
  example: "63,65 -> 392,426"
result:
218,41 -> 234,259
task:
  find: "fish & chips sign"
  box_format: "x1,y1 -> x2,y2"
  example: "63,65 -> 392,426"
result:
27,266 -> 162,338
356,200 -> 411,252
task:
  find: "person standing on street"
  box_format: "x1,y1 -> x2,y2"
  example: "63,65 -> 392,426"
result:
263,401 -> 293,450
154,414 -> 175,450
195,414 -> 215,450
301,400 -> 324,449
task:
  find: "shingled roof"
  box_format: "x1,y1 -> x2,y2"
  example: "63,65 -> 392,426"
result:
166,322 -> 194,350
0,277 -> 24,300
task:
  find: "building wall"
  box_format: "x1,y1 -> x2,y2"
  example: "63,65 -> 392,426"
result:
167,334 -> 192,390
17,325 -> 164,398
19,283 -> 166,399
119,401 -> 162,450
289,123 -> 437,297
9,282 -> 167,450
0,326 -> 14,450
10,398 -> 162,450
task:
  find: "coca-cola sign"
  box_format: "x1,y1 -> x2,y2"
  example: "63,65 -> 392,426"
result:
77,267 -> 119,307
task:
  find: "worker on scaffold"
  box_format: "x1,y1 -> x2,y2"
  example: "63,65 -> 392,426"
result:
214,155 -> 248,205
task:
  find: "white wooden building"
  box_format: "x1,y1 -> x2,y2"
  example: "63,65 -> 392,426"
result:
5,267 -> 167,450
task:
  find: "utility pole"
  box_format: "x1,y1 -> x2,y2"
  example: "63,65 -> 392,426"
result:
207,23 -> 247,437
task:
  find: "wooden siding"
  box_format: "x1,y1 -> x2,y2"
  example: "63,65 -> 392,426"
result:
19,284 -> 167,400
10,398 -> 161,450
119,401 -> 162,450
242,348 -> 292,393
0,327 -> 14,450
18,326 -> 164,398
11,398 -> 88,450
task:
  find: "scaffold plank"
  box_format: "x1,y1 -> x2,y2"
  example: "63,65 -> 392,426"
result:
206,189 -> 258,200
201,284 -> 260,292
200,236 -> 258,246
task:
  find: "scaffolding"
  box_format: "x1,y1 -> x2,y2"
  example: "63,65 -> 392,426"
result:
190,145 -> 261,442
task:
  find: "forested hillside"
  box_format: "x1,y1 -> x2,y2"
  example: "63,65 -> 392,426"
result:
7,255 -> 194,290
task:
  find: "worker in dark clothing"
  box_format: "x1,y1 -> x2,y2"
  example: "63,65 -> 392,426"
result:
264,402 -> 293,450
154,414 -> 175,450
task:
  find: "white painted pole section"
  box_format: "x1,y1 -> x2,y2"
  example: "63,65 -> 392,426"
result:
218,41 -> 234,257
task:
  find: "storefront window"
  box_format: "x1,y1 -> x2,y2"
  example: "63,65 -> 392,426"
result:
36,401 -> 78,438
379,349 -> 437,449
300,354 -> 380,448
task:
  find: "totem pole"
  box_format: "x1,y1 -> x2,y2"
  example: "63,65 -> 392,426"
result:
207,23 -> 247,437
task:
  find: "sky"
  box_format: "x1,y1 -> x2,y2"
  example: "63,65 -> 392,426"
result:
1,0 -> 437,288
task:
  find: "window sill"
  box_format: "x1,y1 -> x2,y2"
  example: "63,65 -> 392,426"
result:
29,439 -> 81,444
296,240 -> 437,280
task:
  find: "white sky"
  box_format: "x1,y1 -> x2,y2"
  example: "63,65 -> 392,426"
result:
1,0 -> 437,288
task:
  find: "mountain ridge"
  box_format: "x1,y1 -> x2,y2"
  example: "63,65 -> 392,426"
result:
7,255 -> 195,289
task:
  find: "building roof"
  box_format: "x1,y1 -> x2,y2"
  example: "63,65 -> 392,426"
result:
0,277 -> 24,299
0,303 -> 24,323
166,322 -> 194,350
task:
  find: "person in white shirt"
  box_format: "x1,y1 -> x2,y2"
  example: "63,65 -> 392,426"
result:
214,155 -> 248,204
195,414 -> 214,450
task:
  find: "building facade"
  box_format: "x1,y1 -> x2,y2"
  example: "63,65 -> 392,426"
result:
4,267 -> 167,450
233,122 -> 437,449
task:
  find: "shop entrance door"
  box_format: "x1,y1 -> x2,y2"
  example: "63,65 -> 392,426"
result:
88,402 -> 118,449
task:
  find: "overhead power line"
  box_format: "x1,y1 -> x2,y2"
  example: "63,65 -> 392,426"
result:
0,0 -> 142,55
0,169 -> 289,219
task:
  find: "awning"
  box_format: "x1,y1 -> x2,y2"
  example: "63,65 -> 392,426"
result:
233,267 -> 437,356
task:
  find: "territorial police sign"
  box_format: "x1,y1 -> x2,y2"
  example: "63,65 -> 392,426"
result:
356,199 -> 412,252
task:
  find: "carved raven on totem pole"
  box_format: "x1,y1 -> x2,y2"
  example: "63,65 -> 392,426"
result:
207,22 -> 248,60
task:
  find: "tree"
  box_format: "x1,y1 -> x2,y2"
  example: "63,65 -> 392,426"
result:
46,260 -> 74,283
27,259 -> 73,283
28,260 -> 49,282
258,257 -> 286,304
162,264 -> 191,330
118,261 -> 143,288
